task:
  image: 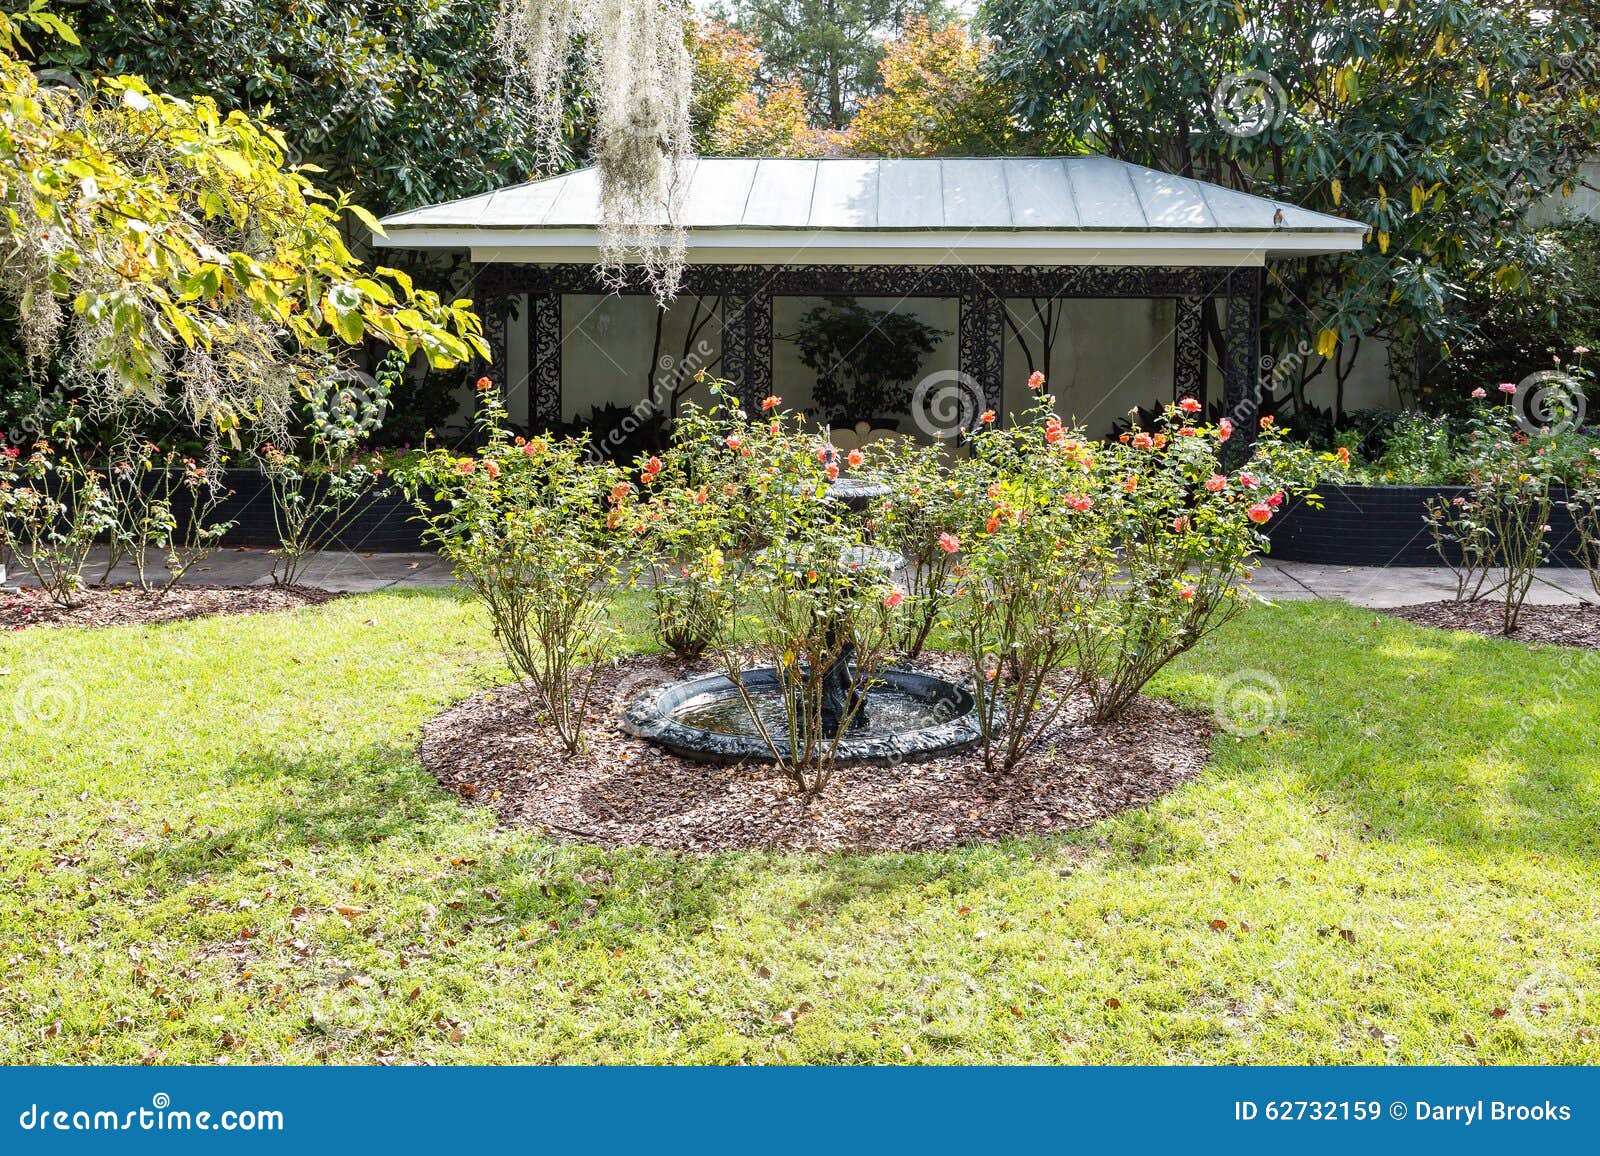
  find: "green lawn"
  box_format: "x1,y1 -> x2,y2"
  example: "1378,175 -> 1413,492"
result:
1,591 -> 1596,1064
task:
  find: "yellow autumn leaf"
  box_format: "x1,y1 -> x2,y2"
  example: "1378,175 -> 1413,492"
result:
1330,178 -> 1342,206
1378,231 -> 1390,253
1316,329 -> 1339,359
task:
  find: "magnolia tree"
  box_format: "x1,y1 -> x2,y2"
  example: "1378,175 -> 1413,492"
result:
984,0 -> 1600,416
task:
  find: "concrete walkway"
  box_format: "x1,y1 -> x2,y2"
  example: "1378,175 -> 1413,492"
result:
3,548 -> 1595,608
1248,560 -> 1595,608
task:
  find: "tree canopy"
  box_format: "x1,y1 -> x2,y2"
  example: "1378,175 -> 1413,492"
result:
712,0 -> 960,128
31,0 -> 549,216
846,18 -> 1017,157
983,0 -> 1600,414
0,4 -> 484,448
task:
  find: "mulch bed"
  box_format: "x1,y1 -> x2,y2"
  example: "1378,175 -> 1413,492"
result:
0,584 -> 338,631
1382,600 -> 1600,650
420,654 -> 1211,853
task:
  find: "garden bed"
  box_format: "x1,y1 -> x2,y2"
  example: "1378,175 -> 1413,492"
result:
419,654 -> 1211,853
0,584 -> 337,630
1383,600 -> 1600,649
1267,483 -> 1586,567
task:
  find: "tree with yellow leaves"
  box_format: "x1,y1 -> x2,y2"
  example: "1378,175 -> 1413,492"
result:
0,3 -> 485,451
845,18 -> 1017,157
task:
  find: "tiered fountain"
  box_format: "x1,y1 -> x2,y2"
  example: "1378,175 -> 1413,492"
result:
622,475 -> 986,765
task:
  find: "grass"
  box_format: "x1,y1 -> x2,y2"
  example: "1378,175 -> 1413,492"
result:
0,590 -> 1596,1064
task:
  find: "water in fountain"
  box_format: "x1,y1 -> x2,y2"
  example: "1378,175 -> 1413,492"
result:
623,472 -> 990,765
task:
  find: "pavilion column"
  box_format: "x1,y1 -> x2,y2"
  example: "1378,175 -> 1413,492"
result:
1172,295 -> 1205,405
529,292 -> 562,428
1221,268 -> 1264,449
958,291 -> 1005,413
720,289 -> 772,412
478,288 -> 511,396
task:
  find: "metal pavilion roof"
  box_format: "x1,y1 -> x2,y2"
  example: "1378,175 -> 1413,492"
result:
376,156 -> 1366,264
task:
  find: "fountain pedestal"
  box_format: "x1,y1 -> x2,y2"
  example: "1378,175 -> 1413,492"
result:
622,472 -> 993,765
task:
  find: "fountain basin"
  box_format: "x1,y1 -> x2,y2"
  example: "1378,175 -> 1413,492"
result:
622,666 -> 987,765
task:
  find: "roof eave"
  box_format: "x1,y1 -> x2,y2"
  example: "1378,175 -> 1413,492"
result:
373,225 -> 1366,260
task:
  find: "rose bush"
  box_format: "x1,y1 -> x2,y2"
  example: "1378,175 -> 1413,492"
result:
869,439 -> 982,659
396,373 -> 1336,796
648,385 -> 902,797
0,409 -> 114,606
103,440 -> 234,595
1430,385 -> 1565,633
1076,402 -> 1330,722
950,382 -> 1333,770
400,380 -> 639,753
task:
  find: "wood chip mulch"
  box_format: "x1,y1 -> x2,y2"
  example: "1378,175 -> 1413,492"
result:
419,654 -> 1212,853
1382,599 -> 1600,650
0,584 -> 338,631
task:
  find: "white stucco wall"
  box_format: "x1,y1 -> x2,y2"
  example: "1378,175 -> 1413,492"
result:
1003,298 -> 1175,433
448,285 -> 1408,435
1530,161 -> 1600,228
540,292 -> 1181,439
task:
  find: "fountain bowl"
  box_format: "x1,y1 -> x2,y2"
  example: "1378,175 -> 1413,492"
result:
622,666 -> 987,765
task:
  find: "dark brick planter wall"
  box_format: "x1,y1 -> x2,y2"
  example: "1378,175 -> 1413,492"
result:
201,471 -> 430,553
1267,483 -> 1586,567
